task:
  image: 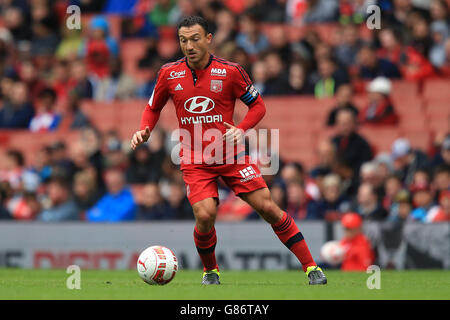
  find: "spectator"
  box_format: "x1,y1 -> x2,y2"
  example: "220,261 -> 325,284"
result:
359,161 -> 385,200
212,8 -> 238,49
68,93 -> 91,129
262,51 -> 291,95
302,0 -> 339,24
429,21 -> 450,68
94,58 -> 137,101
426,190 -> 450,223
18,60 -> 47,105
30,17 -> 59,57
137,183 -> 173,220
82,16 -> 119,79
326,84 -> 359,127
286,179 -> 319,220
56,27 -> 83,61
0,149 -> 25,189
270,180 -> 288,211
127,143 -> 163,183
358,77 -> 398,126
167,180 -> 193,219
148,0 -> 178,26
432,164 -> 450,202
29,88 -> 62,132
268,24 -> 293,64
339,212 -> 375,271
51,60 -> 74,102
376,25 -> 436,82
310,139 -> 336,179
357,44 -> 402,79
281,162 -> 320,200
334,23 -> 363,67
86,168 -> 136,222
430,0 -> 450,24
388,189 -> 413,223
312,57 -> 349,98
383,174 -> 405,210
236,11 -> 270,57
410,181 -> 435,222
7,191 -> 41,220
251,59 -> 269,95
331,109 -> 373,177
73,170 -> 101,216
354,183 -> 388,220
433,135 -> 450,167
287,61 -> 314,94
0,81 -> 35,129
391,138 -> 430,186
38,176 -> 79,222
70,59 -> 94,100
313,173 -> 351,221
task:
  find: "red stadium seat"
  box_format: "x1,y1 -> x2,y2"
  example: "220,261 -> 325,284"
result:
400,130 -> 432,154
425,99 -> 450,117
422,78 -> 450,100
359,127 -> 400,153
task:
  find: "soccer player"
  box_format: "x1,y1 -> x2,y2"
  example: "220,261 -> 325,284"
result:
131,16 -> 327,285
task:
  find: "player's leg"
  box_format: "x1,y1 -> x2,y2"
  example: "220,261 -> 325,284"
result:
192,198 -> 221,285
182,166 -> 221,284
240,187 -> 326,284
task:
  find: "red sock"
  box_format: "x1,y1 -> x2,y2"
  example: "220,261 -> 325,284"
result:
272,212 -> 316,272
193,226 -> 218,272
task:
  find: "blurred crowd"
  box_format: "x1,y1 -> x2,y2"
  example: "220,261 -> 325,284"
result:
0,0 -> 448,222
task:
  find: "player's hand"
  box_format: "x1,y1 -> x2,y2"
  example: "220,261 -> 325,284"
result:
131,126 -> 151,150
223,122 -> 244,145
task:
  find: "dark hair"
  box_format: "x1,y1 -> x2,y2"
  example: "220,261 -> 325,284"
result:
38,87 -> 57,102
177,16 -> 209,35
6,149 -> 24,167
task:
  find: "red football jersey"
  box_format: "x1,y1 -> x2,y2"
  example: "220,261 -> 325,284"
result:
140,54 -> 264,168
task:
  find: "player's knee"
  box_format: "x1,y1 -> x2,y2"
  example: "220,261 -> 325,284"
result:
258,198 -> 277,217
194,207 -> 216,230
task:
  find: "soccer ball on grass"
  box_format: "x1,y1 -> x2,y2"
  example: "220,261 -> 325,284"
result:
137,245 -> 178,285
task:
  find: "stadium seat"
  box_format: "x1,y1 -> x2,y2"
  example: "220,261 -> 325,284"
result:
359,127 -> 400,153
400,130 -> 432,154
425,99 -> 450,117
422,78 -> 450,101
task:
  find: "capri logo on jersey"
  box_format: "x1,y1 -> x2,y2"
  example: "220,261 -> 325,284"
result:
184,96 -> 215,114
211,68 -> 227,77
168,70 -> 186,80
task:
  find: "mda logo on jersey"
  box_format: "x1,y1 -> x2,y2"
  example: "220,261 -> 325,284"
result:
184,96 -> 215,114
211,68 -> 227,77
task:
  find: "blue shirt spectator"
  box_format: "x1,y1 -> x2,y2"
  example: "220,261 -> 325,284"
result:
86,169 -> 136,222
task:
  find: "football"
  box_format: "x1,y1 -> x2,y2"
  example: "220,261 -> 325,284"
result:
320,240 -> 345,266
137,245 -> 178,285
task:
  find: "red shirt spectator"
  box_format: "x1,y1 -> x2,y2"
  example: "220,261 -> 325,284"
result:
339,212 -> 375,271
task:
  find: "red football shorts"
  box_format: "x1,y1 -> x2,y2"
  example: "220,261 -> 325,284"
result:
181,155 -> 268,205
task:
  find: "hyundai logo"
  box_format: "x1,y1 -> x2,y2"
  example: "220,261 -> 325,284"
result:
184,96 -> 215,114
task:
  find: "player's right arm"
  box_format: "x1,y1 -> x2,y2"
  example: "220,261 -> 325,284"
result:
131,68 -> 170,150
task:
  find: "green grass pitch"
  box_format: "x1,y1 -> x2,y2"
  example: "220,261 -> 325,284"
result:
0,269 -> 449,300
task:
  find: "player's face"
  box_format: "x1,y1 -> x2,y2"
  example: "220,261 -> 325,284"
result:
178,25 -> 212,67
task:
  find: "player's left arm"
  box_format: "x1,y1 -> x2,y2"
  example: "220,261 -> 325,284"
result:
223,66 -> 266,143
